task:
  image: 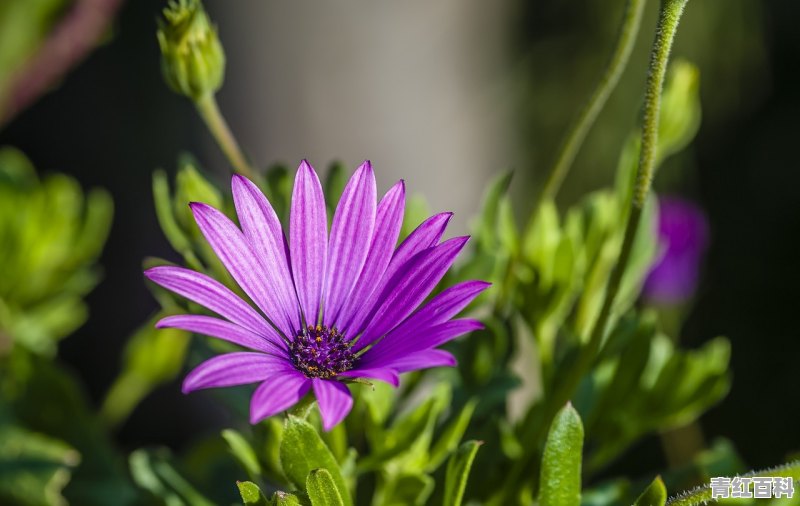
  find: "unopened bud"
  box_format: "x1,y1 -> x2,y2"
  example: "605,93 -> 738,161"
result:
157,0 -> 225,100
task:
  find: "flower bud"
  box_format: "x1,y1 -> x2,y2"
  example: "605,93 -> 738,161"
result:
157,0 -> 225,100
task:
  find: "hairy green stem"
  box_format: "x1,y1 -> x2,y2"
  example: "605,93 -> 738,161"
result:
491,1 -> 690,502
537,0 -> 647,204
581,0 -> 689,368
288,392 -> 316,420
556,0 -> 691,464
194,93 -> 255,178
666,460 -> 800,506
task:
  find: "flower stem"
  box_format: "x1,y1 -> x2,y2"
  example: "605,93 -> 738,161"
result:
491,1 -> 690,502
537,0 -> 647,204
194,93 -> 255,178
288,392 -> 316,420
554,0 -> 691,461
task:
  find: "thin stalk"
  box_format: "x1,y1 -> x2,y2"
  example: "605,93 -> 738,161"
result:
491,1 -> 690,502
560,0 -> 691,435
194,93 -> 255,178
537,0 -> 647,204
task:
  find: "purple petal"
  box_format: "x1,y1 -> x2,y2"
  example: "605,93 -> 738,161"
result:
643,196 -> 709,304
355,236 -> 470,351
338,367 -> 399,387
144,266 -> 273,338
336,180 -> 405,331
232,174 -> 301,332
157,314 -> 286,354
386,212 -> 453,276
323,161 -> 377,324
290,161 -> 328,325
386,280 -> 490,341
312,378 -> 353,431
182,352 -> 292,393
343,212 -> 453,338
191,203 -> 295,337
250,371 -> 311,424
360,319 -> 483,367
372,349 -> 457,373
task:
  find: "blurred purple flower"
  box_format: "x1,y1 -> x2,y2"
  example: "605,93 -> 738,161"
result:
642,196 -> 709,305
145,161 -> 487,430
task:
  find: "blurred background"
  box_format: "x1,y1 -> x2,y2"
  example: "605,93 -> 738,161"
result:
0,0 -> 798,484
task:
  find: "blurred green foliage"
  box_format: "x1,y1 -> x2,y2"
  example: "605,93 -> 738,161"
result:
0,146 -> 112,356
0,147 -> 132,506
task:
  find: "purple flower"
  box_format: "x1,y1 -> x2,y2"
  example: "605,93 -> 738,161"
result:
642,196 -> 709,305
145,161 -> 487,430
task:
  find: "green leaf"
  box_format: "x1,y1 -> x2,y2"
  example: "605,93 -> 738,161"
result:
320,420 -> 348,465
522,198 -> 559,263
380,473 -> 434,506
279,416 -> 352,506
427,399 -> 478,471
129,449 -> 215,506
538,403 -> 584,506
657,59 -> 701,164
443,440 -> 482,506
5,295 -> 89,356
74,187 -> 114,264
273,491 -> 303,506
173,158 -> 223,229
581,479 -> 630,506
262,164 -> 292,223
0,145 -> 37,188
306,468 -> 345,506
0,154 -> 112,354
0,424 -> 79,506
223,429 -> 262,480
497,196 -> 520,255
1,350 -> 137,505
359,383 -> 450,472
100,317 -> 190,428
153,169 -> 192,255
633,476 -> 667,506
254,417 -> 287,484
359,380 -> 396,428
476,170 -> 513,251
237,481 -> 269,505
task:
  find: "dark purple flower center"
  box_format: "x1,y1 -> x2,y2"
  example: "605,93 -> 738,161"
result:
289,325 -> 355,379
